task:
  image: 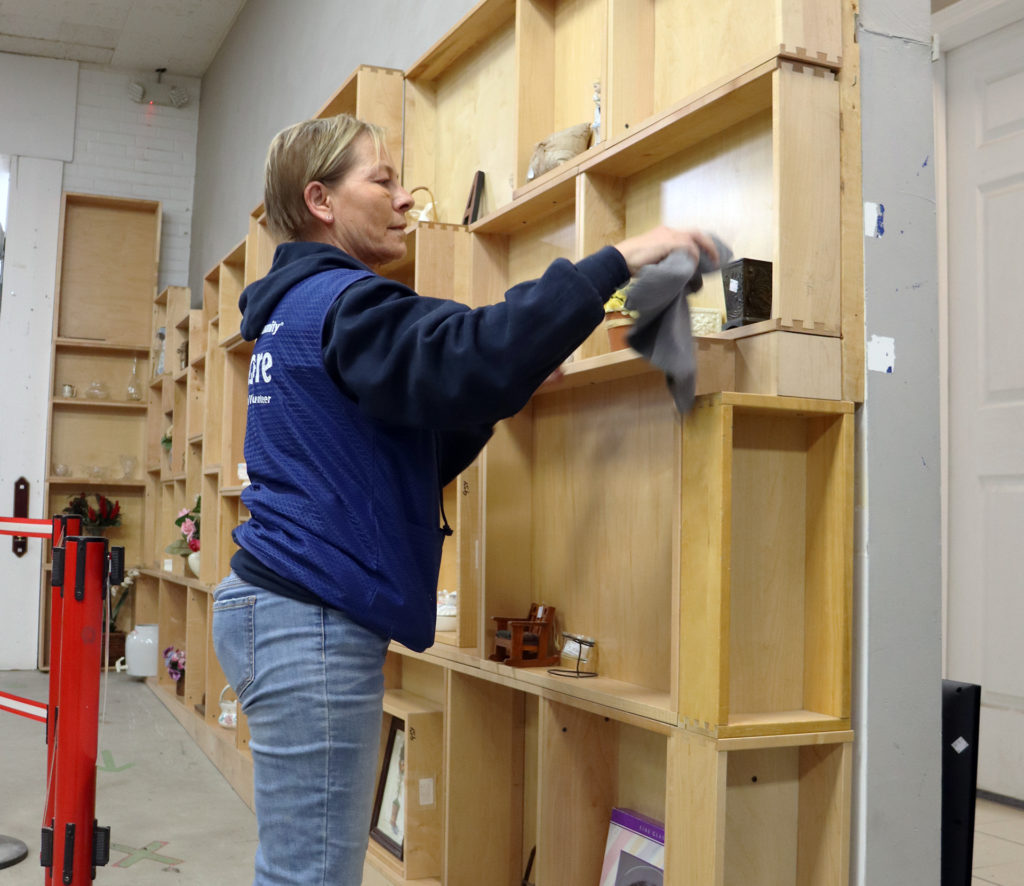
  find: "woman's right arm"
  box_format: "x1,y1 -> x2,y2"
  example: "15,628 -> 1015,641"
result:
321,247 -> 625,430
322,227 -> 716,430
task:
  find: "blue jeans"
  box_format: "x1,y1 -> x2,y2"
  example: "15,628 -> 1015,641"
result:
213,572 -> 388,886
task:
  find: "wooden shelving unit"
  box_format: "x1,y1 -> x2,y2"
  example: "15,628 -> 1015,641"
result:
39,193 -> 162,667
134,1 -> 862,882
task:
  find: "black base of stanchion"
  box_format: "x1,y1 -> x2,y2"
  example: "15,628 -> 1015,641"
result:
0,834 -> 29,869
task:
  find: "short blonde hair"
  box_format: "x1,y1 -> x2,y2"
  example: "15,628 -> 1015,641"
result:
263,114 -> 385,242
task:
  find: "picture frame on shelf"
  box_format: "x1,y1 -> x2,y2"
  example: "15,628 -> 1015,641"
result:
369,716 -> 406,860
612,849 -> 663,886
461,170 -> 484,225
599,808 -> 665,886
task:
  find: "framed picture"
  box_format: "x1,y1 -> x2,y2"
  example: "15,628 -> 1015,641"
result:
599,808 -> 665,886
462,170 -> 484,225
369,716 -> 406,860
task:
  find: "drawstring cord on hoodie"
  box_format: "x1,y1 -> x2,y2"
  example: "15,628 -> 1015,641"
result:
435,432 -> 454,537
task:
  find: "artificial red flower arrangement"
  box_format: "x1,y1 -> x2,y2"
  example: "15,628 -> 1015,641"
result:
63,492 -> 122,534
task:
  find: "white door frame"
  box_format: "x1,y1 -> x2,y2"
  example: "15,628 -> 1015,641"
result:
932,0 -> 1024,673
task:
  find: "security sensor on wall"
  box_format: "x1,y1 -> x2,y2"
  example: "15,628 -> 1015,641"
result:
128,67 -> 191,109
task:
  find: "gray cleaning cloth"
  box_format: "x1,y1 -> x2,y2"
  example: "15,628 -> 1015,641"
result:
625,235 -> 733,415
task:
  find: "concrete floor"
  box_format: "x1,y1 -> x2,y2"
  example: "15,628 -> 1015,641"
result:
0,669 -> 258,885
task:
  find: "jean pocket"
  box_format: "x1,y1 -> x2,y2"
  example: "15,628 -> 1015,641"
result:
212,595 -> 256,699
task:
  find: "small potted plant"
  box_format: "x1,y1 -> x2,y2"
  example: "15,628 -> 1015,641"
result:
63,491 -> 122,536
165,495 -> 201,577
163,645 -> 186,696
603,286 -> 638,352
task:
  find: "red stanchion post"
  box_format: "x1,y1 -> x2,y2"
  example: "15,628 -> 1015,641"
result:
48,536 -> 108,885
42,516 -> 80,886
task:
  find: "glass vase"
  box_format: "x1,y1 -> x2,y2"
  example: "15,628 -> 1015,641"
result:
126,356 -> 143,401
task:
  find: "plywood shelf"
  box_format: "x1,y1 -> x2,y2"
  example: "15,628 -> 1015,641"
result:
403,3 -> 517,223
54,337 -> 151,353
581,56 -> 778,180
678,393 -> 854,739
669,728 -> 852,884
215,240 -> 246,347
535,345 -> 683,394
506,667 -> 678,726
405,0 -> 515,83
50,398 -> 148,411
141,0 -> 857,875
41,193 -> 160,670
222,331 -> 247,351
470,170 -> 577,234
139,566 -> 210,593
469,55 -> 777,237
720,710 -> 850,738
465,53 -> 840,343
47,476 -> 146,489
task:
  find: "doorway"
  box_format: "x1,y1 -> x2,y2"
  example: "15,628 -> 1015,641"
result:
938,5 -> 1024,803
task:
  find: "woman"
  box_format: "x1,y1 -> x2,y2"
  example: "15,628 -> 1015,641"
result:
213,114 -> 716,885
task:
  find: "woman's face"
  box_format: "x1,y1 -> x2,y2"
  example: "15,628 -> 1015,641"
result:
320,135 -> 413,269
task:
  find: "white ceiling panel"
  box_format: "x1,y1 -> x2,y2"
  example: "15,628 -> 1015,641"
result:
0,0 -> 248,76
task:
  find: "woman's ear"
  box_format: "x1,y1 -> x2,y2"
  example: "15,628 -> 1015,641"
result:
303,181 -> 334,225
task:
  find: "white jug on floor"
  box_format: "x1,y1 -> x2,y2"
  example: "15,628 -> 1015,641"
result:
125,623 -> 159,678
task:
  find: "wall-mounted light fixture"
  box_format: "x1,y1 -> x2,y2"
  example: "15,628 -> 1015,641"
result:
128,67 -> 190,109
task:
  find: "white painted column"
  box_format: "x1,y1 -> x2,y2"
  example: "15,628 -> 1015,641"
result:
851,0 -> 944,882
0,156 -> 64,668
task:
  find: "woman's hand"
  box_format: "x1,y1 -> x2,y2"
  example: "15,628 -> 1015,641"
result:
613,227 -> 718,276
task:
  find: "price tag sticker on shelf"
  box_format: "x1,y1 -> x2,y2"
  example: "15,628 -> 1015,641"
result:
418,777 -> 435,807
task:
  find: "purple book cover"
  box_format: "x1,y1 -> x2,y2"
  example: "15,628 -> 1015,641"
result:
609,808 -> 665,845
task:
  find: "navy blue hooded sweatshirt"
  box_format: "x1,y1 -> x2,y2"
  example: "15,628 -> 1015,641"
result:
231,240 -> 629,650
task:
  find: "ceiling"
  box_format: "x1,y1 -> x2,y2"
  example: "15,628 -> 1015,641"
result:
0,0 -> 249,77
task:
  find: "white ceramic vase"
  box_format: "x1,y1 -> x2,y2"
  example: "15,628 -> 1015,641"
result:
186,551 -> 201,578
125,623 -> 159,678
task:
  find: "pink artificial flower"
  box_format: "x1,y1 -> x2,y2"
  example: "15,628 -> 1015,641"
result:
177,507 -> 191,519
181,518 -> 196,539
187,537 -> 200,552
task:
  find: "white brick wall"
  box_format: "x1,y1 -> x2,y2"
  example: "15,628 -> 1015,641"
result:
62,65 -> 200,293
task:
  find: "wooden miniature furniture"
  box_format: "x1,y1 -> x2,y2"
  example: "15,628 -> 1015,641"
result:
490,603 -> 559,667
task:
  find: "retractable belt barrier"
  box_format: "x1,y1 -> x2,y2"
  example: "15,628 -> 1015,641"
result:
0,514 -> 124,883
